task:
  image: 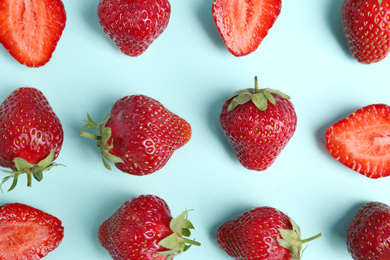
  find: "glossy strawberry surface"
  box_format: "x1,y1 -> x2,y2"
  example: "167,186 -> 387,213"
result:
0,88 -> 63,169
98,195 -> 199,260
347,202 -> 390,259
220,87 -> 297,171
98,0 -> 171,56
82,94 -> 191,176
342,0 -> 390,64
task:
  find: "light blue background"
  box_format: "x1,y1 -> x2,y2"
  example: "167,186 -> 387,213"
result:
1,0 -> 389,259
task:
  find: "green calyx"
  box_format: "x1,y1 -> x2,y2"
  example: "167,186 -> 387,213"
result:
0,150 -> 63,192
379,0 -> 383,5
224,76 -> 290,112
158,210 -> 201,259
80,113 -> 124,170
277,217 -> 323,259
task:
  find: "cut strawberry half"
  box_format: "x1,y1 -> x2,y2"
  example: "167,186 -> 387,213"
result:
0,0 -> 66,67
0,203 -> 64,259
325,104 -> 390,179
212,0 -> 281,56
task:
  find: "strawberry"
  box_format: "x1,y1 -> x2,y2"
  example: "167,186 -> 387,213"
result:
212,0 -> 282,56
217,206 -> 322,260
0,202 -> 64,260
342,0 -> 390,64
325,104 -> 390,178
81,94 -> 191,176
220,76 -> 297,171
97,0 -> 171,57
98,195 -> 200,260
0,0 -> 66,67
0,87 -> 64,191
347,201 -> 390,259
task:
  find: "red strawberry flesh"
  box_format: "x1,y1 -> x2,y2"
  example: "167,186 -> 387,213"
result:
326,104 -> 390,178
212,0 -> 281,56
0,203 -> 64,259
0,0 -> 66,67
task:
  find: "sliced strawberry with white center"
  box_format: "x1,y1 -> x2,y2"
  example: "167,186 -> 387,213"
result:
326,104 -> 390,178
0,0 -> 66,67
212,0 -> 281,56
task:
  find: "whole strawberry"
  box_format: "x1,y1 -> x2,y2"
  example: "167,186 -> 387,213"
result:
342,0 -> 390,64
97,0 -> 171,57
0,202 -> 64,260
220,76 -> 297,171
98,195 -> 200,260
212,0 -> 281,56
0,87 -> 64,191
347,202 -> 390,259
81,94 -> 191,176
217,207 -> 322,260
0,0 -> 66,67
325,104 -> 390,178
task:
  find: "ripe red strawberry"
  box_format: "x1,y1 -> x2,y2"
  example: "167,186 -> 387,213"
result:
342,0 -> 390,64
217,206 -> 322,260
347,201 -> 390,259
212,0 -> 281,56
81,94 -> 191,176
98,195 -> 200,260
97,0 -> 171,57
220,77 -> 297,171
325,104 -> 390,178
0,87 -> 64,191
0,202 -> 64,259
0,0 -> 66,67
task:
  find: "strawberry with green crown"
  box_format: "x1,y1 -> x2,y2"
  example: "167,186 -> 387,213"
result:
220,76 -> 297,171
81,94 -> 191,176
0,87 -> 64,191
98,194 -> 200,260
217,206 -> 322,260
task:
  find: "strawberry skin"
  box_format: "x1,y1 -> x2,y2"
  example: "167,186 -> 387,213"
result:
212,0 -> 282,56
0,203 -> 64,260
217,207 -> 322,260
0,87 -> 64,190
220,77 -> 297,171
347,202 -> 390,259
81,95 -> 191,176
342,0 -> 390,64
97,0 -> 171,57
325,104 -> 390,178
98,195 -> 199,260
0,0 -> 66,67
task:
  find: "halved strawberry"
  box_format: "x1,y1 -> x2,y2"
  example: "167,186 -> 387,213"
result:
0,203 -> 64,259
325,104 -> 390,178
0,0 -> 67,67
212,0 -> 282,56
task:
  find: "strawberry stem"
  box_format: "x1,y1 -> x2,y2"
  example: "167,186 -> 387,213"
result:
254,76 -> 259,93
26,170 -> 32,187
301,232 -> 323,244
